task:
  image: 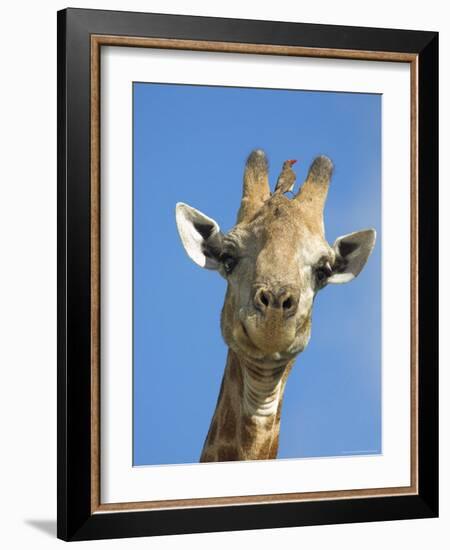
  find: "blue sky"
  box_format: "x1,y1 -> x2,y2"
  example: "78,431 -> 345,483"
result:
133,82 -> 381,466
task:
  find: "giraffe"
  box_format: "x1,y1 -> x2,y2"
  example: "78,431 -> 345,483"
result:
175,150 -> 376,462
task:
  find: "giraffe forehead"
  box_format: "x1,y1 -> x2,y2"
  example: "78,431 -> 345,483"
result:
229,199 -> 297,242
229,203 -> 328,262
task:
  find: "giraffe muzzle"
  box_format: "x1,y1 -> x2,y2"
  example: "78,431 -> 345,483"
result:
253,285 -> 299,320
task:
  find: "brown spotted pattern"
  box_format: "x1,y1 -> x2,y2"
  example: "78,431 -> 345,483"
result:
200,350 -> 294,462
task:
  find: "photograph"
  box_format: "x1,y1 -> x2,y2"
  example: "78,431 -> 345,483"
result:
55,7 -> 438,541
0,0 -> 444,547
132,82 -> 381,466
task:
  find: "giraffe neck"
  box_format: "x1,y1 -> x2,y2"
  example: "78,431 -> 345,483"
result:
200,349 -> 293,462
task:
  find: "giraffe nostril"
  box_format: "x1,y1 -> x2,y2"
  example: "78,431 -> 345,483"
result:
282,297 -> 293,310
254,288 -> 273,312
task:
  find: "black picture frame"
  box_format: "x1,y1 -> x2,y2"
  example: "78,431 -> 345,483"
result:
57,7 -> 438,542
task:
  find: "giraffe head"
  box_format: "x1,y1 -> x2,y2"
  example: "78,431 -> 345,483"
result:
176,150 -> 376,366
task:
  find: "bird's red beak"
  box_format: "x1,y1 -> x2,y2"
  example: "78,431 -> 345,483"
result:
288,159 -> 297,165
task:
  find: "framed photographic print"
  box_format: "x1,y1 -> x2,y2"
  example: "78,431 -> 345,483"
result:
57,8 -> 438,541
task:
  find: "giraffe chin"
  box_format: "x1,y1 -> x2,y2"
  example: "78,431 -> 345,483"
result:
232,320 -> 299,363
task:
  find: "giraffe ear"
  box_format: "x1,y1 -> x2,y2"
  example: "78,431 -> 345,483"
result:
328,229 -> 376,284
175,203 -> 224,270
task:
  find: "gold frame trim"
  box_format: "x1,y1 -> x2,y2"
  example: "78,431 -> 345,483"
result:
90,35 -> 419,514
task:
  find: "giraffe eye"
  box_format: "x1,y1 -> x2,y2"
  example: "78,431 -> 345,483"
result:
315,262 -> 332,284
222,255 -> 238,274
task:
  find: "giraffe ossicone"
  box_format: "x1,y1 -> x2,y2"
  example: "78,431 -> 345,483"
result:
175,150 -> 376,462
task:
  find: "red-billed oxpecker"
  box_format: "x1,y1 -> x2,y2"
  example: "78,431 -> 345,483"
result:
274,159 -> 297,195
